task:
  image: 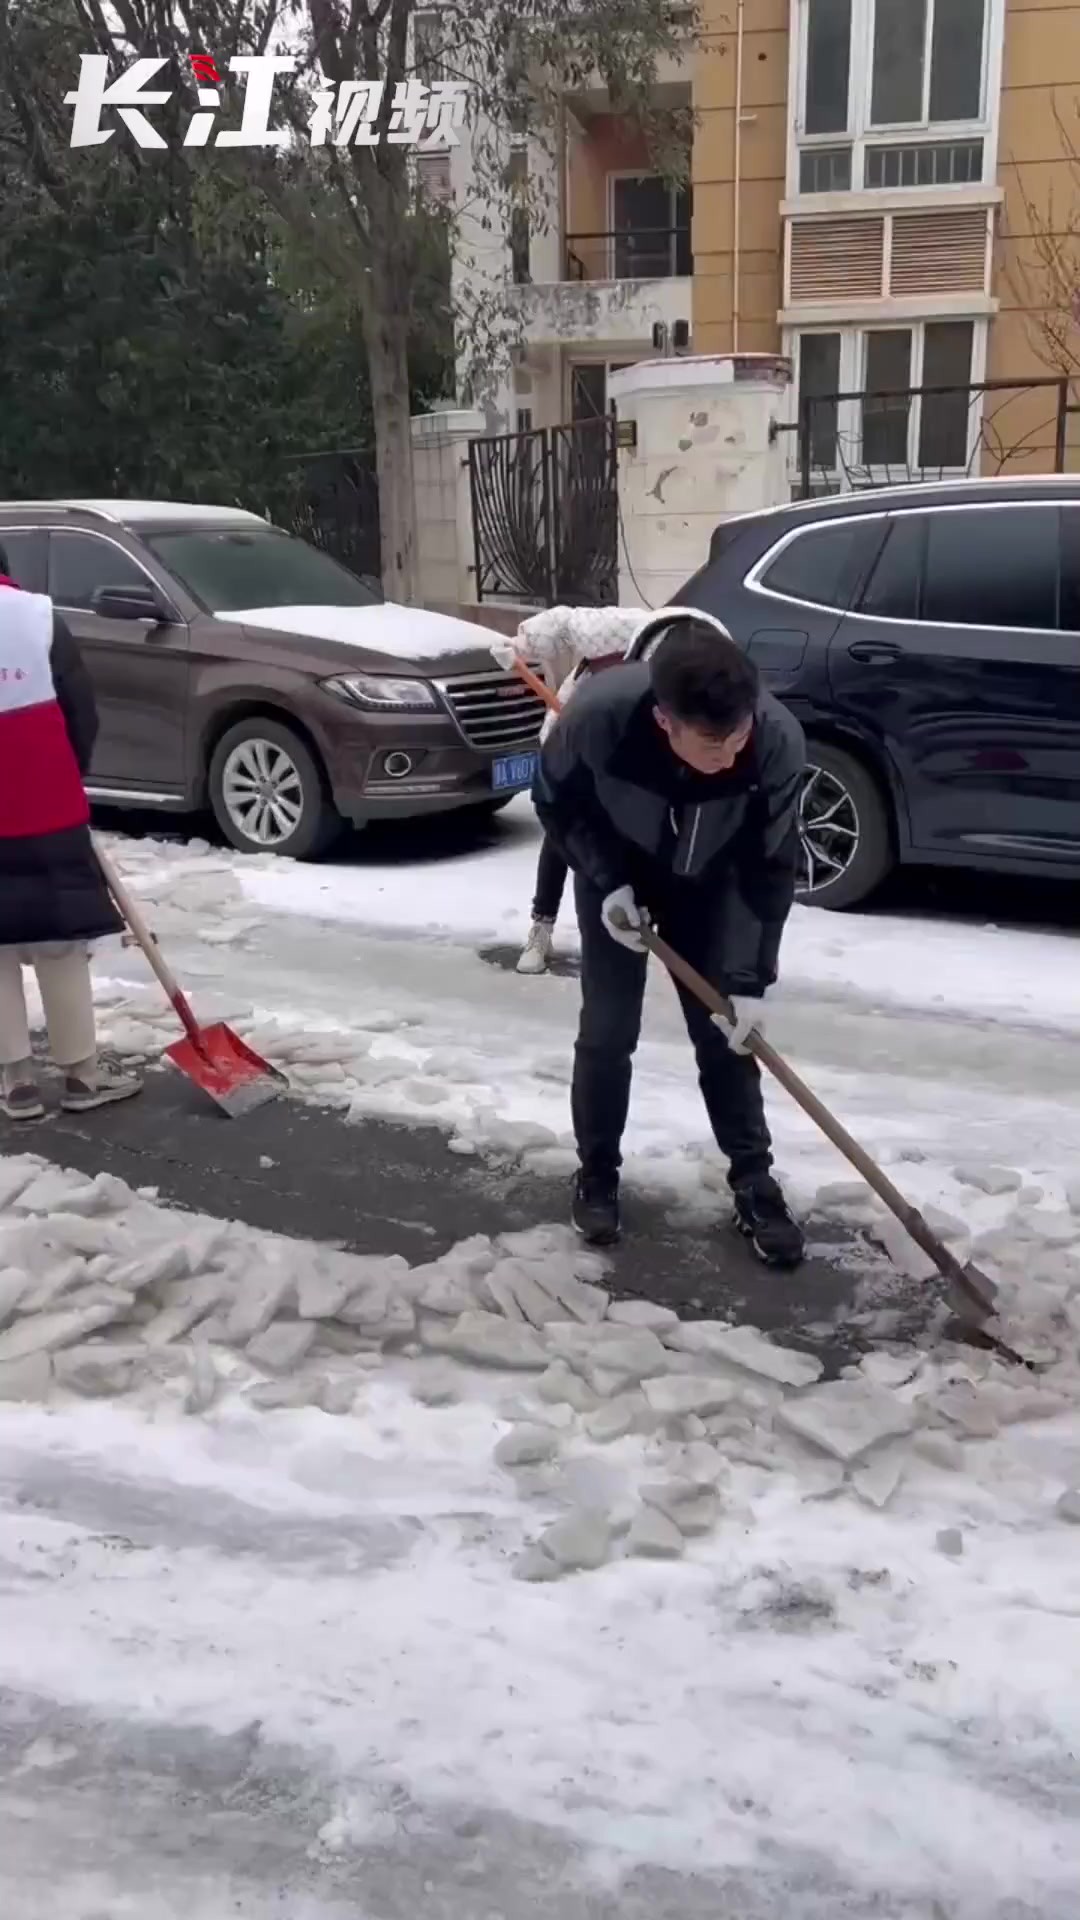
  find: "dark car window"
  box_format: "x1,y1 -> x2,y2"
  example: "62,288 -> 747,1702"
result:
50,531 -> 151,609
1057,507 -> 1080,631
759,519 -> 872,611
0,529 -> 48,591
146,529 -> 380,613
857,512 -> 924,620
922,505 -> 1059,630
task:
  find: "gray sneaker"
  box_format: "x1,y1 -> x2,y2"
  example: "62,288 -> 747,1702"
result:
1,1082 -> 45,1123
61,1059 -> 143,1113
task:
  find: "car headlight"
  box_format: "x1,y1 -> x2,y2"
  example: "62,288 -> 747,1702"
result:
323,672 -> 439,713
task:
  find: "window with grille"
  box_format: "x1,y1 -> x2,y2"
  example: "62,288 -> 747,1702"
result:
800,146 -> 853,194
864,140 -> 983,190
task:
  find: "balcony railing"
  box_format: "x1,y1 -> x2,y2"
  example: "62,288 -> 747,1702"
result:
565,227 -> 692,282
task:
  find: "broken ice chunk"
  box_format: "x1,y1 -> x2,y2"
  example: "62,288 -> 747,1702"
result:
536,1361 -> 598,1414
494,1423 -> 559,1467
606,1299 -> 680,1332
246,1320 -> 317,1374
584,1393 -> 647,1443
537,1508 -> 610,1571
625,1505 -> 684,1559
951,1165 -> 1022,1197
671,1321 -> 823,1388
775,1380 -> 915,1464
512,1545 -> 563,1583
54,1344 -> 142,1398
642,1375 -> 737,1420
0,1300 -> 133,1362
850,1447 -> 905,1509
427,1310 -> 548,1370
0,1353 -> 53,1402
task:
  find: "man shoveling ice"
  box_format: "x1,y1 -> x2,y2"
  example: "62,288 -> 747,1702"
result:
531,607 -> 807,1269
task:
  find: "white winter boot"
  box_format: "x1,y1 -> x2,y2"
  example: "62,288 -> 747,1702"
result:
516,919 -> 555,975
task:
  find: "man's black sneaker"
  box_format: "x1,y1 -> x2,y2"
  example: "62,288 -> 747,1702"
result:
572,1172 -> 621,1246
732,1175 -> 804,1268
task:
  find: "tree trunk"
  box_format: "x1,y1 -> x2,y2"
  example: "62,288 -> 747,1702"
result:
361,289 -> 419,604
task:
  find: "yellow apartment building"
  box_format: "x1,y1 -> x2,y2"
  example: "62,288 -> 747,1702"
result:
693,0 -> 1080,487
461,0 -> 1080,493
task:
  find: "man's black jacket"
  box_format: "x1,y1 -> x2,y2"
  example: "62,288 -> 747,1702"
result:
533,663 -> 806,996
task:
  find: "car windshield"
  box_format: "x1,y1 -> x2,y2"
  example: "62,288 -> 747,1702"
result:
145,528 -> 381,613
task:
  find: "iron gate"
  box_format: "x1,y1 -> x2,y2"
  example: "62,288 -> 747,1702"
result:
468,414 -> 617,605
280,447 -> 382,584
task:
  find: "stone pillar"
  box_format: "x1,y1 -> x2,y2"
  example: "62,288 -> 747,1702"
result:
608,354 -> 792,609
410,407 -> 486,611
524,130 -> 562,285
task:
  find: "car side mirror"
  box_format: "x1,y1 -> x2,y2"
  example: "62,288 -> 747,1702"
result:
91,583 -> 166,622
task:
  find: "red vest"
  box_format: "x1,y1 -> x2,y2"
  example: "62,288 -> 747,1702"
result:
0,581 -> 91,839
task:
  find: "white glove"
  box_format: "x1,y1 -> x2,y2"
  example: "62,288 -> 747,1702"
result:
711,993 -> 767,1055
488,637 -> 519,672
601,885 -> 647,951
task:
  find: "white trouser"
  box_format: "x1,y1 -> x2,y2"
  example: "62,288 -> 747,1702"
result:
0,943 -> 96,1077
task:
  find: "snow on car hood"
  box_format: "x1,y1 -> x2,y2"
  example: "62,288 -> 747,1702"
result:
217,600 -> 492,661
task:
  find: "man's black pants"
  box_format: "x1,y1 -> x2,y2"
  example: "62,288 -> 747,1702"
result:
572,876 -> 773,1189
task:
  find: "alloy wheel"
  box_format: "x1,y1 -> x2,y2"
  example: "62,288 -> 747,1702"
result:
797,763 -> 861,895
221,738 -> 306,848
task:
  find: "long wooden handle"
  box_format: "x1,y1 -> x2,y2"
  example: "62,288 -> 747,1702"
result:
93,840 -> 204,1047
511,654 -> 563,711
635,921 -> 996,1318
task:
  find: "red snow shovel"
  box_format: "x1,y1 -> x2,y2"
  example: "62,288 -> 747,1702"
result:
95,842 -> 286,1118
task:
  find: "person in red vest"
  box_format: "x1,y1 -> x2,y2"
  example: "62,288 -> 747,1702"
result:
0,544 -> 142,1121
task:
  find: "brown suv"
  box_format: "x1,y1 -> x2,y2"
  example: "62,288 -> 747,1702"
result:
0,500 -> 545,857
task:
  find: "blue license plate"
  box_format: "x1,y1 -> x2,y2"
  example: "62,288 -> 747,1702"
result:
492,751 -> 538,792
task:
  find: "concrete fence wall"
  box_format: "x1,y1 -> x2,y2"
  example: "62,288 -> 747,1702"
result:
411,357 -> 792,630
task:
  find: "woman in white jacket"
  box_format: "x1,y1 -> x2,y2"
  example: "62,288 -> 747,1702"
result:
492,607 -> 646,974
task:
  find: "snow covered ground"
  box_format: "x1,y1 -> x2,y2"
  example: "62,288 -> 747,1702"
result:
3,800 -> 1080,1918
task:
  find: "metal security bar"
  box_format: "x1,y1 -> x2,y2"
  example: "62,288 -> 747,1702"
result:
468,415 -> 617,606
791,377 -> 1077,499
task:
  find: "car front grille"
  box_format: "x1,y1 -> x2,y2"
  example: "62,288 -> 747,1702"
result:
440,667 -> 547,752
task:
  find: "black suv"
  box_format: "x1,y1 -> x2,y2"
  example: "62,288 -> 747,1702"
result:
661,476 -> 1080,908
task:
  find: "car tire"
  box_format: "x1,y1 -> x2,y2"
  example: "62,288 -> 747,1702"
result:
208,719 -> 342,860
797,743 -> 893,910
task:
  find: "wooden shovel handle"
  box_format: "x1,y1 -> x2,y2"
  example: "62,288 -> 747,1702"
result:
510,653 -> 563,711
93,840 -> 204,1049
628,918 -> 996,1321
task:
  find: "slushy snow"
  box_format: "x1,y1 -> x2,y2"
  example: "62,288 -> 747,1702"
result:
2,805 -> 1080,1916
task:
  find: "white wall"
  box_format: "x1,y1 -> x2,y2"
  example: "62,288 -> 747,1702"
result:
410,407 -> 486,608
608,355 -> 792,606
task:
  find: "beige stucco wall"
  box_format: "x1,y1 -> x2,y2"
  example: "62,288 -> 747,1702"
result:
691,0 -> 788,354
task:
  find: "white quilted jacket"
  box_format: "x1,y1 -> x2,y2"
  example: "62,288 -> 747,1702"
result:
489,605 -> 649,743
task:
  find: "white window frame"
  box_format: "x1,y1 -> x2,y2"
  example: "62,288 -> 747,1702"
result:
788,0 -> 1006,202
784,317 -> 989,489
